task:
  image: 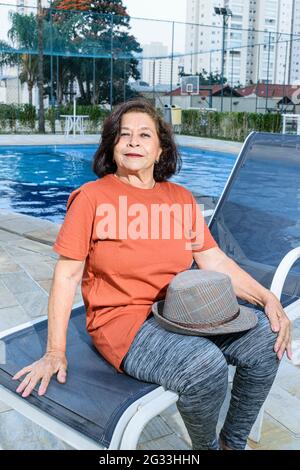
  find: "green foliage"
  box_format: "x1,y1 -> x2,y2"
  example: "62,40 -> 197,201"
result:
45,107 -> 57,133
0,104 -> 36,132
18,104 -> 36,130
0,104 -> 18,132
180,110 -> 282,141
58,104 -> 109,122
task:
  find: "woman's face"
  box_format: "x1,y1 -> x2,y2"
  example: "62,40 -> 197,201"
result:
113,112 -> 162,176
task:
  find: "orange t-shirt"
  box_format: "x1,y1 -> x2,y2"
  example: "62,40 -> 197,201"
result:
53,174 -> 217,373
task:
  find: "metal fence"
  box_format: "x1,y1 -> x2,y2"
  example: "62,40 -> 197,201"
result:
1,3 -> 300,112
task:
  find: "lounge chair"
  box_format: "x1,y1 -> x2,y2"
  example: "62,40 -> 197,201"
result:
0,131 -> 299,450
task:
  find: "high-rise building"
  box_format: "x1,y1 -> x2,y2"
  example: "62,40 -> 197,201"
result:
185,0 -> 300,86
289,0 -> 300,83
141,42 -> 181,86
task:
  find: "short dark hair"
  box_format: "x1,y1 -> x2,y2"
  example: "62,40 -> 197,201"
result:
92,99 -> 181,181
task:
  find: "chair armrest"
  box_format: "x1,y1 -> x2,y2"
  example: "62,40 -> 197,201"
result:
270,247 -> 300,299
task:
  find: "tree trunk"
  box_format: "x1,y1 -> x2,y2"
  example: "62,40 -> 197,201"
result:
86,79 -> 91,105
77,77 -> 86,102
37,0 -> 45,133
28,82 -> 33,106
95,82 -> 101,105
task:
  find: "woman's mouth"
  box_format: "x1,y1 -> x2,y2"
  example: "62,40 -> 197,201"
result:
124,153 -> 143,158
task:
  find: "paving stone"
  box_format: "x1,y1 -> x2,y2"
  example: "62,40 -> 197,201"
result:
15,238 -> 57,255
248,413 -> 300,450
0,305 -> 30,332
26,226 -> 60,246
0,217 -> 49,237
138,432 -> 191,451
159,403 -> 191,446
265,385 -> 300,436
14,290 -> 48,318
1,271 -> 45,295
38,280 -> 53,294
0,280 -> 19,309
138,415 -> 174,444
4,239 -> 54,258
0,410 -> 71,450
275,359 -> 300,397
0,401 -> 12,413
16,261 -> 53,282
0,230 -> 22,244
0,249 -> 22,274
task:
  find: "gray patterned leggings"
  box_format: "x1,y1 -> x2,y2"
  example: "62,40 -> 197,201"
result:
121,309 -> 280,450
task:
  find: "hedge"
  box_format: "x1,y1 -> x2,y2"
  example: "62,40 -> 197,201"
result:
180,110 -> 282,142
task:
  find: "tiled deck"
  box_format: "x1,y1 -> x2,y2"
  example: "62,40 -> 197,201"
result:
0,208 -> 299,450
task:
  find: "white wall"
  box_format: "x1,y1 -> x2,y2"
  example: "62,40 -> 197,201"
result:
157,94 -> 291,113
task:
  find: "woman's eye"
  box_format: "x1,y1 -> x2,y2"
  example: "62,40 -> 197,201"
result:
141,133 -> 151,138
120,132 -> 130,136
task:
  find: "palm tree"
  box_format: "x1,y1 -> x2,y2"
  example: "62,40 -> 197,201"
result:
19,54 -> 39,105
7,11 -> 42,111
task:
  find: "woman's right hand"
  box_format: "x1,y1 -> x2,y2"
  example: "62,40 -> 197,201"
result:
12,351 -> 68,398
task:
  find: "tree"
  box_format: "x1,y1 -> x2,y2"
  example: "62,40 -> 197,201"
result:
51,0 -> 142,105
19,54 -> 39,105
3,1 -> 141,108
7,12 -> 39,105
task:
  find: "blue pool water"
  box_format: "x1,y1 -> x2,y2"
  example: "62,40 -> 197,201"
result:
0,145 -> 236,223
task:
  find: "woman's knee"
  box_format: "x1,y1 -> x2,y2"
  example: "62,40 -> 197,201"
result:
254,312 -> 278,357
233,311 -> 279,369
175,341 -> 228,395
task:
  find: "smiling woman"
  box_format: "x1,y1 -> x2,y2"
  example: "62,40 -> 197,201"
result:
92,99 -> 181,183
113,112 -> 162,189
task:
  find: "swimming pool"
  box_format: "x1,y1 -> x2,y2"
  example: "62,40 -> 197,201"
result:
0,145 -> 236,223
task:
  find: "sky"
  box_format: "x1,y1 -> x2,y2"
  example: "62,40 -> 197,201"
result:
125,0 -> 186,22
125,0 -> 187,53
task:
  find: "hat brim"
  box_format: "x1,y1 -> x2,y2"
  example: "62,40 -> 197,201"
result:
152,300 -> 258,336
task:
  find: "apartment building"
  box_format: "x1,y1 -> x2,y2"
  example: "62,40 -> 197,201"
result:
185,0 -> 300,86
289,0 -> 300,83
141,42 -> 182,86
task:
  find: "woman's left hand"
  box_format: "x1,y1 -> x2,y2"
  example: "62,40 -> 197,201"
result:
264,293 -> 292,361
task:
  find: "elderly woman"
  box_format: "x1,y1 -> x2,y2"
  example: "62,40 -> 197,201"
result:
13,99 -> 291,450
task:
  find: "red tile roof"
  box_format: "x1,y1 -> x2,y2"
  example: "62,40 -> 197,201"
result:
237,84 -> 300,99
169,83 -> 300,100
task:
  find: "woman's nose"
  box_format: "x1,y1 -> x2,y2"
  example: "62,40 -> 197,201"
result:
128,134 -> 140,146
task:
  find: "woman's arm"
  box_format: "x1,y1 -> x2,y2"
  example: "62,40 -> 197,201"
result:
12,255 -> 85,397
46,256 -> 85,354
193,247 -> 292,360
193,247 -> 270,307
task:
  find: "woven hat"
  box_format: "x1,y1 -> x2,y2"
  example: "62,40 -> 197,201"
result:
152,270 -> 258,335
